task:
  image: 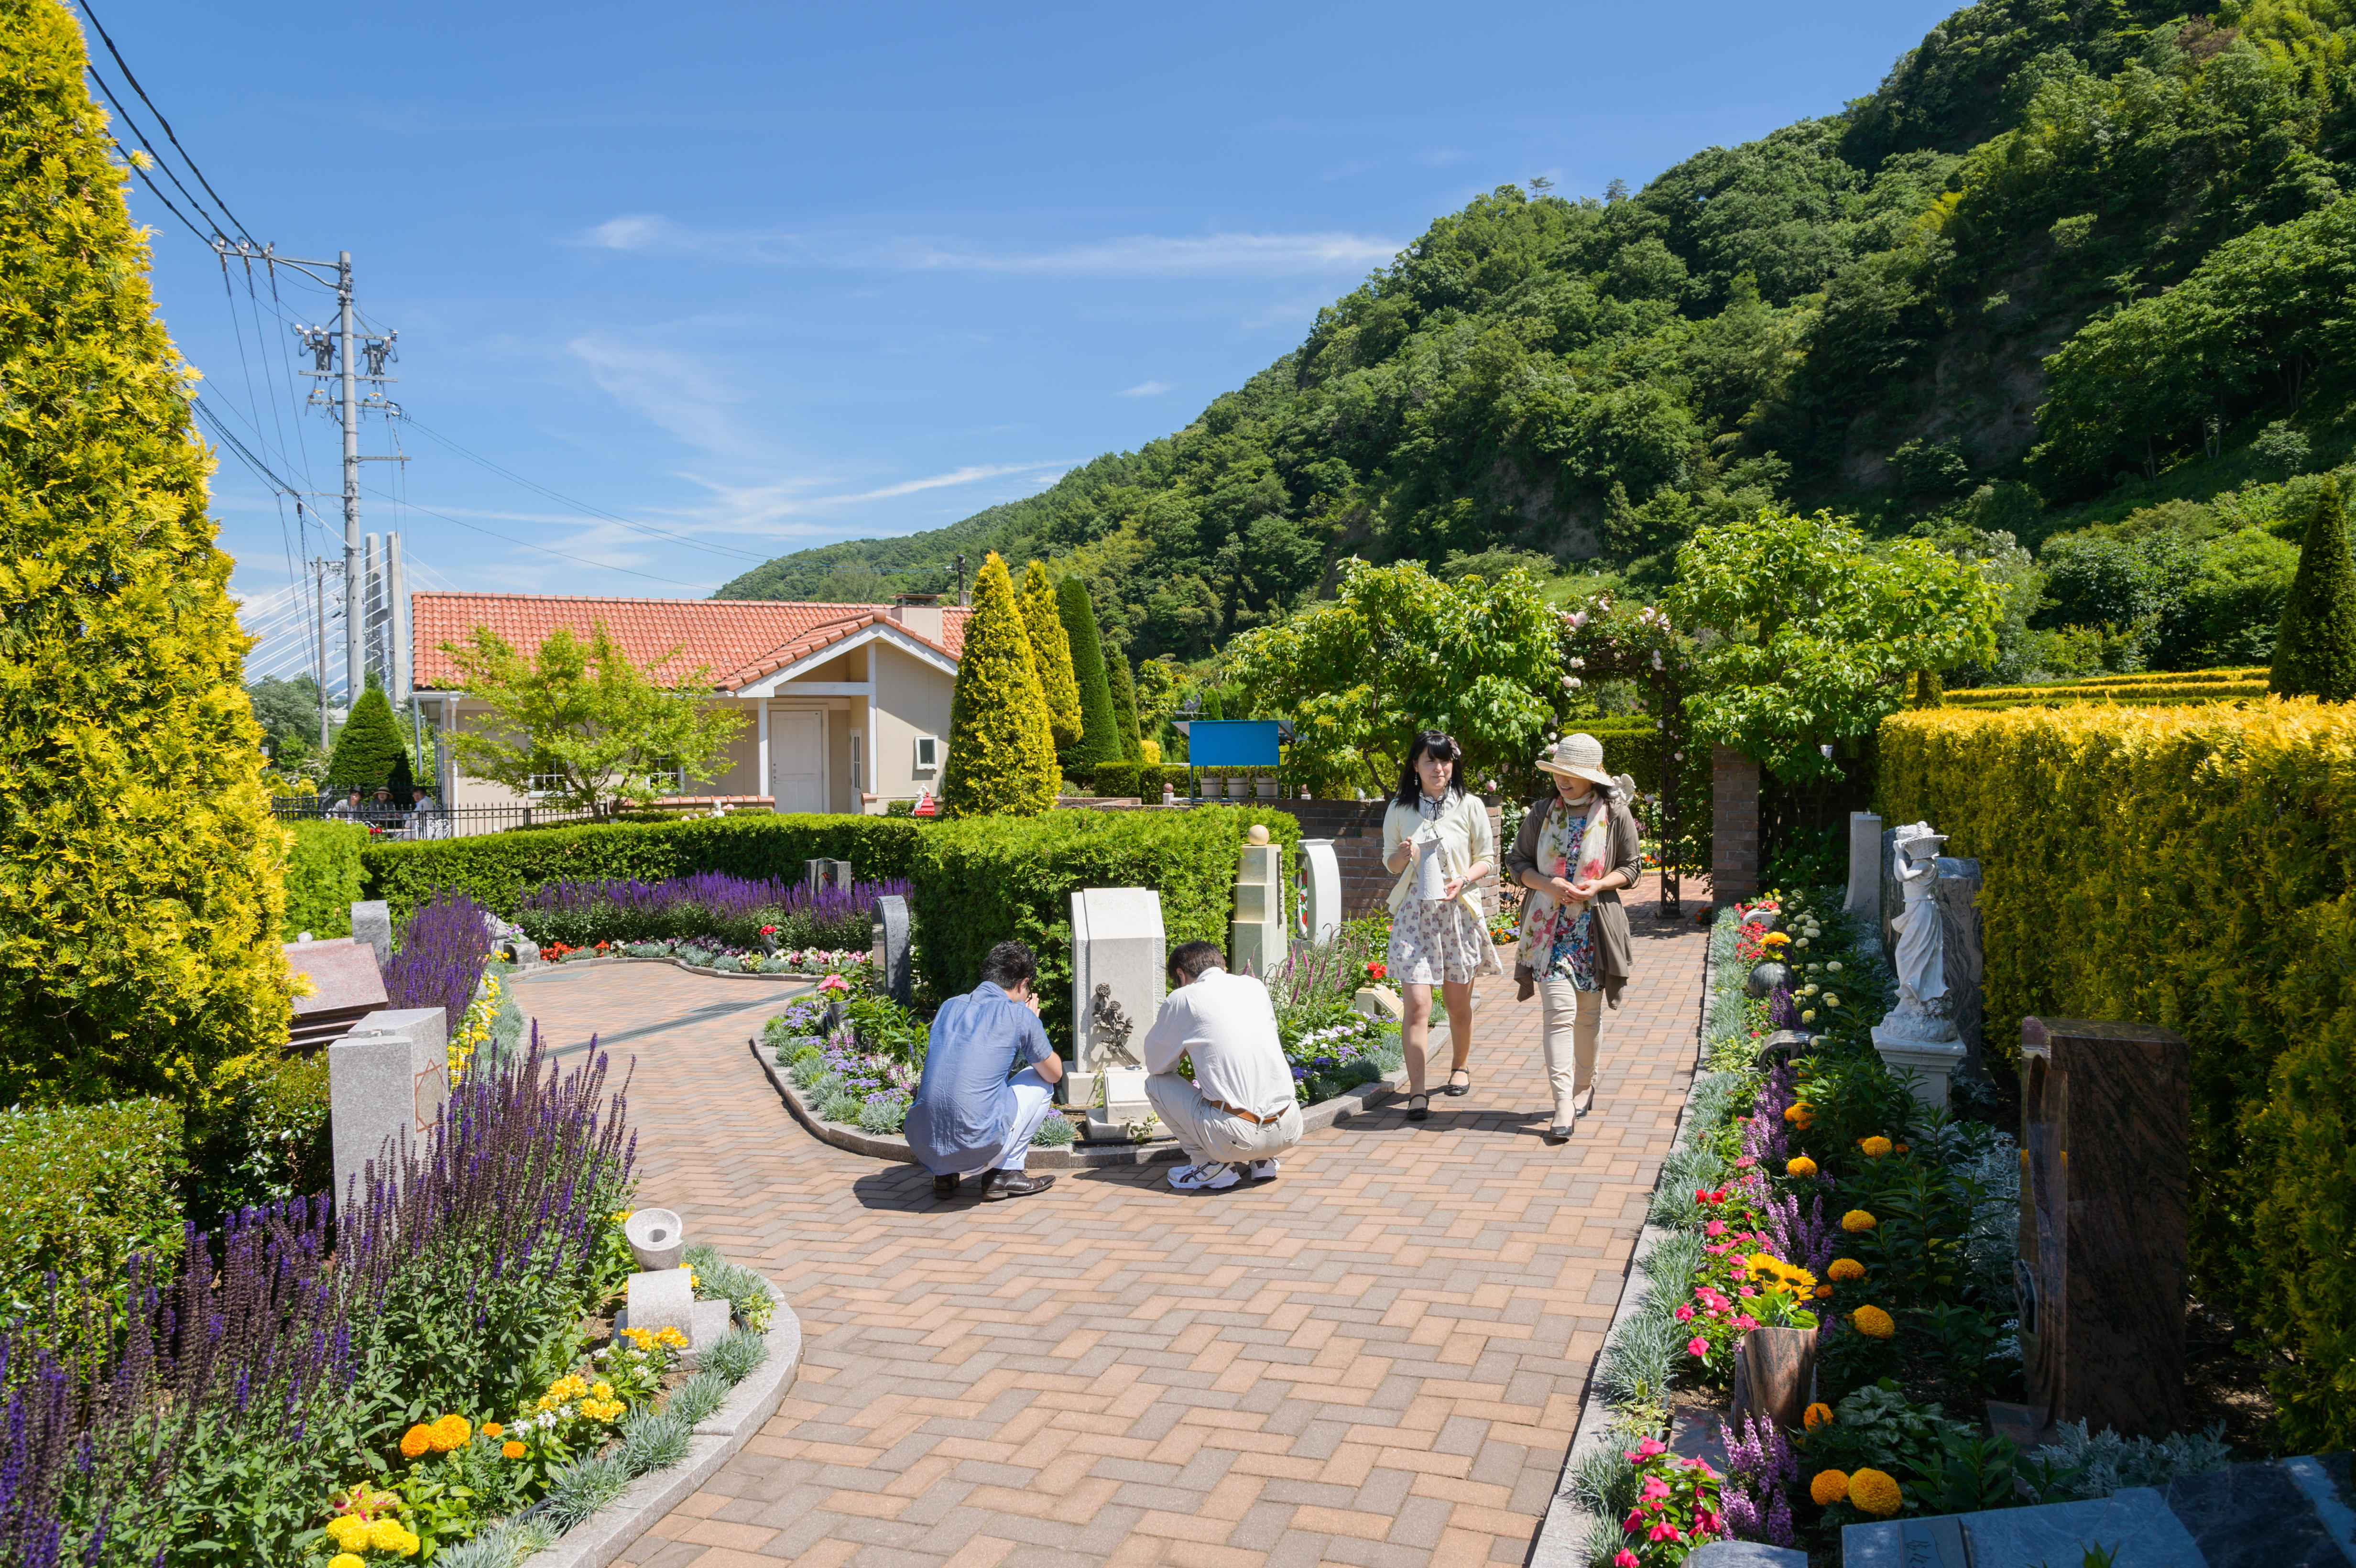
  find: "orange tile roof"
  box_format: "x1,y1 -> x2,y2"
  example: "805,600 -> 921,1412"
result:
411,594 -> 970,693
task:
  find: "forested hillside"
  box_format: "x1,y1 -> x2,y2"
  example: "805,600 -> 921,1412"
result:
720,0 -> 2356,681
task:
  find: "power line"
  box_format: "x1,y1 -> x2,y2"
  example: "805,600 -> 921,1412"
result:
75,0 -> 260,246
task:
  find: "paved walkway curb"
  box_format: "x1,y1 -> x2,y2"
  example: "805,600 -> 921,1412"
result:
519,1281 -> 804,1568
748,1036 -> 1417,1169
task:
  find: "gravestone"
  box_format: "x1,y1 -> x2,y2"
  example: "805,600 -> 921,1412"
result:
285,936 -> 390,1054
1230,837 -> 1286,978
1844,811 -> 1882,924
328,1006 -> 448,1213
1069,888 -> 1164,1137
869,894 -> 911,1003
1933,856 -> 1984,1076
2015,1016 -> 2189,1439
1297,839 -> 1342,947
804,858 -> 854,895
1878,826 -> 1907,965
350,900 -> 393,972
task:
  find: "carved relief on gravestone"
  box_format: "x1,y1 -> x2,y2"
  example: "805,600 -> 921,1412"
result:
1069,888 -> 1165,1136
1088,982 -> 1140,1069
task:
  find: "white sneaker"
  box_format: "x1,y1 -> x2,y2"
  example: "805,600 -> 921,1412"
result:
1169,1161 -> 1240,1192
1250,1159 -> 1281,1181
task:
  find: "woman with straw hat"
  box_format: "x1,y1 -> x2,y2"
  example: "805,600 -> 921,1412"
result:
1378,730 -> 1501,1121
1506,732 -> 1646,1141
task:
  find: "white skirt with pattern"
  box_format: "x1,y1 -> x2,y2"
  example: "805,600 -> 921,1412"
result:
1386,897 -> 1503,986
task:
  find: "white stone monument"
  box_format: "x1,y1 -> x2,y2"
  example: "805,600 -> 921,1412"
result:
329,1006 -> 449,1212
1069,887 -> 1165,1138
1844,811 -> 1882,924
1870,823 -> 1968,1107
350,900 -> 393,972
1297,838 -> 1342,947
1229,827 -> 1286,979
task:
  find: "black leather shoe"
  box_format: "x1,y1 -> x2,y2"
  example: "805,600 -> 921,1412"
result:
932,1173 -> 960,1199
1404,1092 -> 1430,1122
980,1169 -> 1057,1202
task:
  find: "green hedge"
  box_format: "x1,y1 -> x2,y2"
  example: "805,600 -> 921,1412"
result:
282,819 -> 368,940
0,1098 -> 185,1320
361,814 -> 924,922
909,805 -> 1301,1042
1879,698 -> 2356,1450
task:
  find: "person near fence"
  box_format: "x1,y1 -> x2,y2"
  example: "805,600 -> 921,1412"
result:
1506,733 -> 1645,1142
904,939 -> 1063,1203
1141,940 -> 1303,1192
327,786 -> 365,821
1379,729 -> 1500,1122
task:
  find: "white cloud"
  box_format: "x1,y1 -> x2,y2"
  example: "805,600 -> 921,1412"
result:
1116,380 -> 1172,398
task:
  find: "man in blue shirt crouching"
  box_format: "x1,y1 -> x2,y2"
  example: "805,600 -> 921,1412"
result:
905,939 -> 1064,1202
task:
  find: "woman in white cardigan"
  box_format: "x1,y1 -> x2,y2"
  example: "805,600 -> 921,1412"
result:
1379,730 -> 1501,1121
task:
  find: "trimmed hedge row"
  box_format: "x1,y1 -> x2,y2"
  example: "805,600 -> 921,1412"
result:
361,814 -> 924,922
0,1098 -> 185,1321
1877,697 -> 2356,1450
909,805 -> 1300,1042
283,819 -> 368,940
2072,666 -> 2266,687
1942,681 -> 2266,709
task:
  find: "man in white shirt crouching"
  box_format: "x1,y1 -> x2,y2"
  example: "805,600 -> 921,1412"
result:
1141,940 -> 1304,1192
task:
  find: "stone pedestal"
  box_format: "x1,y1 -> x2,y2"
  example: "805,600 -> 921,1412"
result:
1070,888 -> 1164,1138
1297,839 -> 1342,947
1711,747 -> 1760,904
1932,857 -> 1984,1076
625,1267 -> 695,1338
1353,985 -> 1404,1022
805,858 -> 853,894
1230,842 -> 1285,978
350,900 -> 393,971
869,894 -> 911,1003
1844,812 -> 1881,923
2018,1016 -> 2190,1439
328,1006 -> 449,1211
1870,1024 -> 1967,1107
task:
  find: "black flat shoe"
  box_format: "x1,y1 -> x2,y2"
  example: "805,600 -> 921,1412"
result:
932,1173 -> 960,1199
980,1169 -> 1057,1202
1444,1068 -> 1472,1097
1405,1092 -> 1430,1122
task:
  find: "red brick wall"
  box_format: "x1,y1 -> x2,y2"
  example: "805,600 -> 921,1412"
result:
1282,799 -> 1505,919
1712,746 -> 1761,904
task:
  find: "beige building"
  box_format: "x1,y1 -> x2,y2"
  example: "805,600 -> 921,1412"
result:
409,593 -> 970,816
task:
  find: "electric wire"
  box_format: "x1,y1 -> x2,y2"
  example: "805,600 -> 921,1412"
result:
75,0 -> 261,246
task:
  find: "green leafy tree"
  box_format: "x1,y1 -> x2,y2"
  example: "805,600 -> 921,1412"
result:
325,682 -> 407,791
2270,483 -> 2356,702
0,0 -> 290,1105
1105,649 -> 1143,761
941,553 -> 1059,816
1223,558 -> 1558,795
1665,510 -> 2005,780
438,620 -> 746,817
1057,576 -> 1123,769
246,675 -> 324,764
1018,559 -> 1082,748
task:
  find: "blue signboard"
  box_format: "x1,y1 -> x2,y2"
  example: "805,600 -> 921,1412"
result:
1185,719 -> 1281,768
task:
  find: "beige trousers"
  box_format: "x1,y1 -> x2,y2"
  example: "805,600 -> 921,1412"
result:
1145,1073 -> 1303,1168
1536,978 -> 1602,1124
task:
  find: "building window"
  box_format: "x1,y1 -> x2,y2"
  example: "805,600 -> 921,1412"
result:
913,734 -> 940,773
850,732 -> 864,793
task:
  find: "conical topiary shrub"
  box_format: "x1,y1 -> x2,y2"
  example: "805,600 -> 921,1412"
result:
1057,576 -> 1123,769
2271,482 -> 2356,702
1019,559 -> 1082,751
0,0 -> 290,1103
327,682 -> 408,791
1106,648 -> 1143,761
940,553 -> 1059,817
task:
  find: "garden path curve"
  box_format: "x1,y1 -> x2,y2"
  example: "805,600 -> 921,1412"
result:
513,886 -> 1706,1568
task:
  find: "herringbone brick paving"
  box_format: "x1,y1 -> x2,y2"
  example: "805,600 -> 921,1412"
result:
513,885 -> 1706,1568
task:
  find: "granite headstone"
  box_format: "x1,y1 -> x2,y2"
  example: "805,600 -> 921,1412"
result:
285,937 -> 390,1055
350,900 -> 393,972
328,1006 -> 448,1212
1069,887 -> 1165,1135
869,894 -> 912,1003
1845,811 -> 1882,924
1933,856 -> 1984,1075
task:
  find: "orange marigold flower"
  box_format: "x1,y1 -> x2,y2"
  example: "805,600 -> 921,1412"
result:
1814,1284 -> 1834,1298
1803,1402 -> 1833,1430
1859,1135 -> 1893,1158
1850,1468 -> 1902,1516
1851,1305 -> 1896,1339
1894,1143 -> 1910,1154
1786,1155 -> 1818,1177
1841,1209 -> 1877,1233
399,1424 -> 433,1459
1828,1257 -> 1866,1282
481,1422 -> 504,1439
1810,1469 -> 1850,1506
502,1440 -> 527,1459
428,1414 -> 471,1452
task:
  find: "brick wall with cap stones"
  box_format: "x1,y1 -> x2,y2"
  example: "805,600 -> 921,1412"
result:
1712,746 -> 1761,904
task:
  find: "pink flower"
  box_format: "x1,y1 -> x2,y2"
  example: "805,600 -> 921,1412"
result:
1686,1336 -> 1710,1357
1738,1285 -> 1757,1298
1733,1314 -> 1757,1332
1614,1555 -> 1640,1568
1640,1476 -> 1671,1502
1623,1509 -> 1645,1532
1634,1437 -> 1667,1458
1648,1521 -> 1680,1542
1705,1220 -> 1727,1237
1674,1304 -> 1694,1322
818,974 -> 850,992
1733,1156 -> 1756,1169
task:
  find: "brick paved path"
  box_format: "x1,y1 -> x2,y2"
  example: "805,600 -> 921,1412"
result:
514,893 -> 1706,1568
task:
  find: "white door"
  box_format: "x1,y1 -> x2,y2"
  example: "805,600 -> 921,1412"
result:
770,710 -> 827,813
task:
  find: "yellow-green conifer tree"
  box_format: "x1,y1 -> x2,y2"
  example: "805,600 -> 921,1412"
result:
0,0 -> 289,1103
1018,558 -> 1082,749
940,553 -> 1059,816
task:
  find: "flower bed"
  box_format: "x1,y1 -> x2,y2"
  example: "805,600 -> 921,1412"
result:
540,936 -> 871,978
1563,888 -> 2232,1563
516,871 -> 899,953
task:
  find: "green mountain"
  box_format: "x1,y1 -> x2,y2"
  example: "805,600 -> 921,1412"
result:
719,0 -> 2356,677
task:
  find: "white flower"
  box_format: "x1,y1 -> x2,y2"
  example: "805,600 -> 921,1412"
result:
1827,961 -> 1843,973
1824,994 -> 1841,1007
1794,937 -> 1810,949
1807,963 -> 1822,973
1802,983 -> 1819,996
1800,1009 -> 1817,1023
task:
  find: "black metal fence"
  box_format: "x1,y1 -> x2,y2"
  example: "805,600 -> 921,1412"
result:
269,798 -> 600,839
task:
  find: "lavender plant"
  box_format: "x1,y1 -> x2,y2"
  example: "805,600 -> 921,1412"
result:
386,890 -> 498,1029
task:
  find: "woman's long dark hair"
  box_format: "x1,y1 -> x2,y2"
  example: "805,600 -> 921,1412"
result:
1392,730 -> 1465,808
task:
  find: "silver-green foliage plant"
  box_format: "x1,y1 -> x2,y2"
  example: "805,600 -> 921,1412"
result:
1030,1113 -> 1077,1147
668,1370 -> 731,1426
2033,1419 -> 2231,1500
701,1327 -> 768,1384
683,1245 -> 775,1333
614,1408 -> 692,1473
430,1521 -> 553,1568
539,1453 -> 634,1533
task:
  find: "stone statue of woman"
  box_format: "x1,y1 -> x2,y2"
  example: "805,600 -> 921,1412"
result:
1886,824 -> 1956,1040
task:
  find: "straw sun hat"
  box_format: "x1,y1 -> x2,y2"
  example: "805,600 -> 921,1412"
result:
1535,732 -> 1615,788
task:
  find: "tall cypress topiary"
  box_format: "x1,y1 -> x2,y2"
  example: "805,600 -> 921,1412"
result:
0,0 -> 289,1103
2271,482 -> 2356,702
1057,576 -> 1123,769
1106,647 -> 1143,761
1018,559 -> 1082,750
941,553 -> 1059,817
326,683 -> 407,791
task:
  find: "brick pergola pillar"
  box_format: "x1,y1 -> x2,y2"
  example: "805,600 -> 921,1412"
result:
1712,745 -> 1760,905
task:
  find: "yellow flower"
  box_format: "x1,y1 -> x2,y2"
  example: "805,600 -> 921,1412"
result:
503,1439 -> 527,1459
658,1327 -> 689,1349
367,1516 -> 410,1551
429,1414 -> 471,1452
1803,1402 -> 1833,1429
327,1515 -> 369,1549
1841,1209 -> 1878,1233
1850,1468 -> 1902,1517
399,1424 -> 433,1459
1828,1257 -> 1866,1282
1851,1304 -> 1896,1339
330,1556 -> 367,1568
1786,1155 -> 1818,1177
1810,1469 -> 1849,1505
1859,1135 -> 1893,1158
1761,931 -> 1790,947
592,1382 -> 614,1399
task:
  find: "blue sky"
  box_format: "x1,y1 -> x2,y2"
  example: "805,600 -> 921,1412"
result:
95,0 -> 1956,669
